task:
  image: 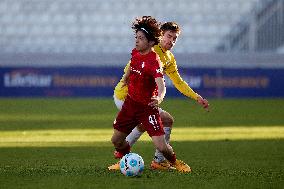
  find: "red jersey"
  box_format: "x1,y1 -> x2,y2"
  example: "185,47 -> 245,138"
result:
128,49 -> 163,105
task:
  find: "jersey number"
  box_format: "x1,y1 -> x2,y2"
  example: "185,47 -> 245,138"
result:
149,115 -> 159,130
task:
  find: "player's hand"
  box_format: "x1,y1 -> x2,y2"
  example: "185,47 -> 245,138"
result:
197,95 -> 209,112
121,77 -> 129,88
121,81 -> 127,88
148,96 -> 162,109
121,74 -> 129,88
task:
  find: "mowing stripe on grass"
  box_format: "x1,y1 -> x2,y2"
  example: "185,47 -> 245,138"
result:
0,126 -> 283,147
0,114 -> 113,121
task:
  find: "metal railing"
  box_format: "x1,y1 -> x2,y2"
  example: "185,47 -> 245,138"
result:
216,0 -> 284,53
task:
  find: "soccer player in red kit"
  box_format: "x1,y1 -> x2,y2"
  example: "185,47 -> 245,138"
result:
108,16 -> 191,173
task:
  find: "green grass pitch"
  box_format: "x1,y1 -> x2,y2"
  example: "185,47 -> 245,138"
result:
0,98 -> 283,189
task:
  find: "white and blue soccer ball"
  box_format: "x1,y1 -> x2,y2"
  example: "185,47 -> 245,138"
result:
120,153 -> 144,177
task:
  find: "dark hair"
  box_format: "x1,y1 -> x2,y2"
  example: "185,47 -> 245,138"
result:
161,22 -> 181,34
132,16 -> 162,45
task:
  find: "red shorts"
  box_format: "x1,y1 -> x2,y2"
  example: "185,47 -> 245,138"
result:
113,95 -> 164,137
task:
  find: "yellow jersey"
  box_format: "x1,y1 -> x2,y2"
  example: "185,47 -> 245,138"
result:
114,44 -> 198,101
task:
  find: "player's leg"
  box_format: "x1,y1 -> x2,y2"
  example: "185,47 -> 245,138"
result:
153,109 -> 174,163
140,108 -> 173,170
126,108 -> 172,148
111,129 -> 130,154
141,108 -> 191,173
108,97 -> 138,170
151,135 -> 191,173
151,135 -> 176,164
112,96 -> 132,154
125,124 -> 145,146
113,95 -> 145,159
160,110 -> 174,142
113,124 -> 145,159
108,129 -> 130,171
114,95 -> 145,146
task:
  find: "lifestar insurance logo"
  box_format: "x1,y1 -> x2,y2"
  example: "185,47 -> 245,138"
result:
4,69 -> 52,87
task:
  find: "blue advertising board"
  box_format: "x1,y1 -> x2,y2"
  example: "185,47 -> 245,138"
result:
0,67 -> 283,98
0,67 -> 123,97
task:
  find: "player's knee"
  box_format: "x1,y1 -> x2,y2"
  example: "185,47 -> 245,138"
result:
161,112 -> 174,128
111,136 -> 122,147
167,115 -> 174,126
111,137 -> 116,145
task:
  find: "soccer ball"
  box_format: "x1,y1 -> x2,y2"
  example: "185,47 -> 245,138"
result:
120,153 -> 144,177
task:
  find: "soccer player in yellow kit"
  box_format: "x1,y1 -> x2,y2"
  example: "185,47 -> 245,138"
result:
113,22 -> 209,171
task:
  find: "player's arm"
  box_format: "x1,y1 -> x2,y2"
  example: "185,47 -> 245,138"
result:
167,70 -> 197,99
155,77 -> 166,104
121,61 -> 131,87
148,77 -> 166,109
167,68 -> 209,111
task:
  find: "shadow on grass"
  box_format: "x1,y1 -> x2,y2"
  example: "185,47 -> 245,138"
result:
1,119 -> 284,131
0,140 -> 283,189
0,119 -> 111,131
1,98 -> 284,131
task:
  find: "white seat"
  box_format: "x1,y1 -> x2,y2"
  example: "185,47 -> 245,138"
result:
0,0 -> 261,54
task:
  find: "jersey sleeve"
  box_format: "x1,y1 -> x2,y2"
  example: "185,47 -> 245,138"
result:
113,61 -> 130,101
164,52 -> 178,74
123,61 -> 130,73
152,56 -> 163,78
165,54 -> 198,100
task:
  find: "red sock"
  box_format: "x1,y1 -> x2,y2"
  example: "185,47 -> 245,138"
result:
115,143 -> 130,157
168,153 -> 176,164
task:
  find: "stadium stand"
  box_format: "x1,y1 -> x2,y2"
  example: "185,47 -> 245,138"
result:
0,0 -> 258,54
216,0 -> 284,52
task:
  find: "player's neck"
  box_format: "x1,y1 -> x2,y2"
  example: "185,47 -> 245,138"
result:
139,47 -> 153,55
159,44 -> 168,52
